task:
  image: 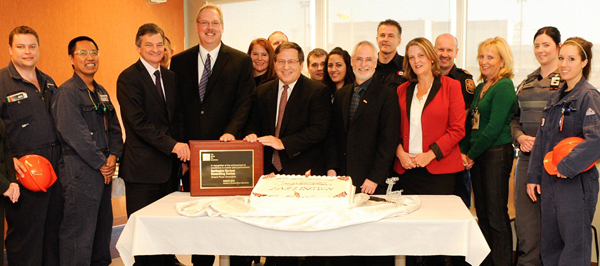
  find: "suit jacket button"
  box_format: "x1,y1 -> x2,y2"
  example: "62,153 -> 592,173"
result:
201,111 -> 205,115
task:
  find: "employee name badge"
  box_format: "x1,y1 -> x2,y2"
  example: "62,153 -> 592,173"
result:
550,75 -> 561,90
6,92 -> 28,103
472,109 -> 480,130
99,94 -> 109,102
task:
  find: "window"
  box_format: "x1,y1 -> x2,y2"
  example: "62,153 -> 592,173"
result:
187,0 -> 600,86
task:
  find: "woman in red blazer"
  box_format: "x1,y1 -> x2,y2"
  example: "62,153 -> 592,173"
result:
394,37 -> 466,195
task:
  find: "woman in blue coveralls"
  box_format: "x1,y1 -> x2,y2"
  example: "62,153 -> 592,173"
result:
526,37 -> 600,266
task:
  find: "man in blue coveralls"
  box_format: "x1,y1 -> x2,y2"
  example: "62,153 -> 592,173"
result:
0,25 -> 63,266
52,36 -> 123,266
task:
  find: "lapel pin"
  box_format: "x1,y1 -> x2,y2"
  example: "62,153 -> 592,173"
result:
363,100 -> 367,103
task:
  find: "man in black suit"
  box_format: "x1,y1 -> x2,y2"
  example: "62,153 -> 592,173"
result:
116,23 -> 189,266
327,40 -> 400,196
170,2 -> 254,187
169,4 -> 254,265
244,42 -> 332,176
326,41 -> 399,266
243,41 -> 331,266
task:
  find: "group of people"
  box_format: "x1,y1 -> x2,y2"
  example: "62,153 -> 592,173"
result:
0,2 -> 598,266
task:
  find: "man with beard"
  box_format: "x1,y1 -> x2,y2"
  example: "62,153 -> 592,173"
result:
327,40 -> 400,195
325,40 -> 400,266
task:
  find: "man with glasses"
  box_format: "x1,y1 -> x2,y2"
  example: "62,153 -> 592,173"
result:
242,41 -> 332,266
117,23 -> 188,266
326,40 -> 400,198
244,41 -> 331,180
170,2 -> 254,184
52,36 -> 123,265
0,25 -> 62,266
170,5 -> 254,264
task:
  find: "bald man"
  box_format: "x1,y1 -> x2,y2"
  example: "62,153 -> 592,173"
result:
268,31 -> 288,50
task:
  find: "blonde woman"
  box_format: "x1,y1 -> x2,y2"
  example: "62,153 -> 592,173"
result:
460,37 -> 516,266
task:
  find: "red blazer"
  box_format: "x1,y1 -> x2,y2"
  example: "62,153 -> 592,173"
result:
394,75 -> 465,175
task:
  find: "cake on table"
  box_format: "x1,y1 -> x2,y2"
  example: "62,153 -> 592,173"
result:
249,173 -> 356,212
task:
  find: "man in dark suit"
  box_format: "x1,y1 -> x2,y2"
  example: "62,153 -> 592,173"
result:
327,40 -> 400,196
325,41 -> 399,266
242,41 -> 331,266
170,3 -> 254,144
116,23 -> 189,266
170,2 -> 254,187
244,42 -> 332,176
169,4 -> 254,265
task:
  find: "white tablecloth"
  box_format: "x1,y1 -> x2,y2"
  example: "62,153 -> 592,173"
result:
116,192 -> 490,266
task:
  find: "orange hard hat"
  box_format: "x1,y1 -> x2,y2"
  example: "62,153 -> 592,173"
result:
16,155 -> 57,192
544,137 -> 595,175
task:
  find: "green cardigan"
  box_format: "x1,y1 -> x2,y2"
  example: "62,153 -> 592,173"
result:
461,77 -> 516,159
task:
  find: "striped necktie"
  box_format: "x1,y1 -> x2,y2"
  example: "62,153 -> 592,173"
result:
198,54 -> 211,103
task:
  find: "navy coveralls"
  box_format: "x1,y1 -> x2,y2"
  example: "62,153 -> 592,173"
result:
52,73 -> 123,266
527,78 -> 600,266
0,61 -> 63,266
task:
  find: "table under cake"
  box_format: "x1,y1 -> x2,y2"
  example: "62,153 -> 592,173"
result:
116,192 -> 490,266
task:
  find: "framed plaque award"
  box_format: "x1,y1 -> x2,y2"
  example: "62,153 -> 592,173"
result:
189,140 -> 263,196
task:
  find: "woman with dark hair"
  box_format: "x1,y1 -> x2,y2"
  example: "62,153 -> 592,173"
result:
247,38 -> 276,86
511,26 -> 562,266
461,37 -> 516,266
323,47 -> 354,95
527,37 -> 600,266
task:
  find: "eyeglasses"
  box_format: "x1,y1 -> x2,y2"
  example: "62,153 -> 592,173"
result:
198,21 -> 221,27
354,57 -> 374,63
74,50 -> 99,58
276,59 -> 300,65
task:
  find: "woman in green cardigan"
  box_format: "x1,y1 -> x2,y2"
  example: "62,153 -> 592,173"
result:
461,37 -> 516,266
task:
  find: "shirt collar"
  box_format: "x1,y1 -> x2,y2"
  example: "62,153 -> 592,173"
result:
139,57 -> 160,77
199,42 -> 222,62
71,72 -> 99,91
354,77 -> 373,92
279,79 -> 298,92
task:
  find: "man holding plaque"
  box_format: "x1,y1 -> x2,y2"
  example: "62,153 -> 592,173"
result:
244,41 -> 332,176
170,3 -> 254,193
117,23 -> 188,266
243,41 -> 332,266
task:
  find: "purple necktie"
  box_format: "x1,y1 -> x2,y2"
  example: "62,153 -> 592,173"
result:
154,70 -> 165,101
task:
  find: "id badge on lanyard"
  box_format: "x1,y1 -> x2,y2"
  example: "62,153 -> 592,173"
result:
472,108 -> 480,130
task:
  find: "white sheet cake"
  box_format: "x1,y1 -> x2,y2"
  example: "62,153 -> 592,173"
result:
249,173 -> 356,212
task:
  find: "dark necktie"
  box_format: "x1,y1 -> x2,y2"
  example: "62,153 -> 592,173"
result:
273,84 -> 289,171
154,70 -> 165,102
349,85 -> 361,120
198,53 -> 211,103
